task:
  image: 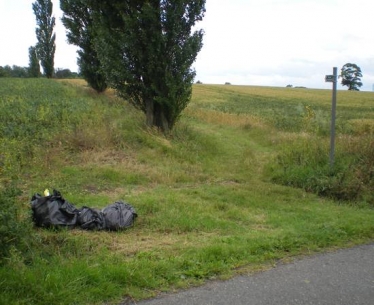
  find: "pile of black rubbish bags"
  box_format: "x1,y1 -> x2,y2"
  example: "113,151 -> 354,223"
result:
31,189 -> 137,231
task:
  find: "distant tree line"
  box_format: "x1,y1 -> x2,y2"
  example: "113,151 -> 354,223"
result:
0,65 -> 80,79
0,65 -> 29,78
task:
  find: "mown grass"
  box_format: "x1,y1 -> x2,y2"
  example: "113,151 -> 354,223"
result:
0,80 -> 373,305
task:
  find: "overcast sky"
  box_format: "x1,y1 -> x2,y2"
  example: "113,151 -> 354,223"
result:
1,0 -> 374,91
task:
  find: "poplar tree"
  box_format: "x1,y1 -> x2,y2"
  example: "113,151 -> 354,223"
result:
60,0 -> 107,92
88,0 -> 205,133
32,0 -> 56,78
28,46 -> 41,77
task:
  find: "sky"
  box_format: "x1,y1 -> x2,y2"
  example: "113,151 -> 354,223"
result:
1,0 -> 374,91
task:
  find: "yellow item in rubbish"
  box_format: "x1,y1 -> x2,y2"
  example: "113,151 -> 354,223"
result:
44,189 -> 50,196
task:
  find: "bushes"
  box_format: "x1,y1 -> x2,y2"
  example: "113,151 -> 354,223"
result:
268,135 -> 374,205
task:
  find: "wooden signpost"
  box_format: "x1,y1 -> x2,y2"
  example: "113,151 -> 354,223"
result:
325,67 -> 337,167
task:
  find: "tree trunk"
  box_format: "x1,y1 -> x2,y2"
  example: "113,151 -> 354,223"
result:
154,105 -> 170,134
145,99 -> 170,133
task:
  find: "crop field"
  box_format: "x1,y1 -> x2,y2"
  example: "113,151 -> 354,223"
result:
0,78 -> 374,305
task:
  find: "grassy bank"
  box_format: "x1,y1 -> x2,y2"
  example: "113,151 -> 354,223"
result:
0,79 -> 373,305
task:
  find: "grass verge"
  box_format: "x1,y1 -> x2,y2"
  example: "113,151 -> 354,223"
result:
0,80 -> 373,305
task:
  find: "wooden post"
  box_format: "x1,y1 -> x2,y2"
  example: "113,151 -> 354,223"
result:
329,67 -> 338,167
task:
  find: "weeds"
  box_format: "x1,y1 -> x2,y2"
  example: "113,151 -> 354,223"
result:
267,134 -> 374,205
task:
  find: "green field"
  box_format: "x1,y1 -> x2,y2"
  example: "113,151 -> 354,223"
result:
1,78 -> 374,305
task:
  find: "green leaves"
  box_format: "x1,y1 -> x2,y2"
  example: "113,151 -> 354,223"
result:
60,0 -> 108,92
87,0 -> 206,132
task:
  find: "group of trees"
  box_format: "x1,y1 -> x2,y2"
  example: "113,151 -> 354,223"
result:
22,0 -> 206,132
3,0 -> 206,132
27,1 -> 364,133
0,1 -> 75,79
58,0 -> 206,133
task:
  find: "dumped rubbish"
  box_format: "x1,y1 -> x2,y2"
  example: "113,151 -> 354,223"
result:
30,189 -> 137,231
31,190 -> 79,228
77,206 -> 105,230
101,202 -> 137,231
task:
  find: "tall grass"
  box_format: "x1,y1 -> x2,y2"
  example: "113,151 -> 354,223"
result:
0,80 -> 373,305
0,185 -> 33,264
0,78 -> 145,181
266,134 -> 374,204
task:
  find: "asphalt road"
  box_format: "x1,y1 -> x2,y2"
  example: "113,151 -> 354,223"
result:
128,243 -> 374,305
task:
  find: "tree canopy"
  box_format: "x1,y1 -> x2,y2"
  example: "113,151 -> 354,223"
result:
87,0 -> 206,133
60,0 -> 107,92
340,63 -> 363,91
32,0 -> 56,78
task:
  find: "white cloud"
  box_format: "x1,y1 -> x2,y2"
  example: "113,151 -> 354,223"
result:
1,0 -> 373,90
194,0 -> 374,91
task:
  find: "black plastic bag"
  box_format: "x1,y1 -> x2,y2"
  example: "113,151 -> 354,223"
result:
101,201 -> 138,231
30,190 -> 137,231
77,207 -> 105,230
31,190 -> 79,228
